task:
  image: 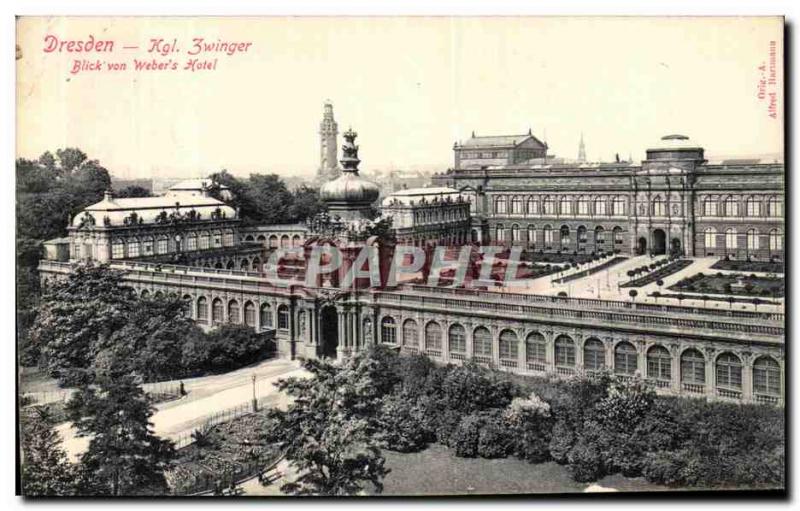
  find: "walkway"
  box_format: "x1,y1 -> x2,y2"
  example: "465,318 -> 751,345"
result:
57,358 -> 307,462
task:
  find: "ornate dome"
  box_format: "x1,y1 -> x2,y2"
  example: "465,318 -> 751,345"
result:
320,172 -> 380,204
319,128 -> 380,206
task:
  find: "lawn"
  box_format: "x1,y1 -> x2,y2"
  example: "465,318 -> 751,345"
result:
670,272 -> 784,298
373,443 -> 666,496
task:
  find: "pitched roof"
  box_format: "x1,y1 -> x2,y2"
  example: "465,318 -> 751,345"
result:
460,134 -> 533,148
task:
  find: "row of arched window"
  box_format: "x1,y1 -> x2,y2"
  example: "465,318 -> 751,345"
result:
184,295 -> 291,330
701,195 -> 783,218
111,229 -> 235,259
702,227 -> 783,251
413,207 -> 469,225
495,224 -> 624,245
376,318 -> 782,397
494,195 -> 627,217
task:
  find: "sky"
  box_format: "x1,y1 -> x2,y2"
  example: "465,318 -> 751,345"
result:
16,16 -> 784,179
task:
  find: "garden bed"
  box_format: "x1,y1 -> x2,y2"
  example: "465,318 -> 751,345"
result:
166,412 -> 280,495
669,272 -> 784,298
620,259 -> 692,288
710,259 -> 784,274
556,256 -> 627,284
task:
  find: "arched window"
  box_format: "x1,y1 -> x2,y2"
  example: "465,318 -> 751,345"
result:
226,260 -> 235,270
595,226 -> 606,244
555,335 -> 575,368
583,338 -> 605,371
425,322 -> 442,353
511,196 -> 523,215
402,319 -> 418,347
704,227 -> 717,249
559,196 -> 572,215
277,305 -> 290,330
186,232 -> 198,251
511,224 -> 521,242
652,196 -> 665,217
128,238 -> 139,257
746,196 -> 762,217
527,225 -> 537,245
212,231 -> 222,248
252,257 -> 261,272
543,225 -> 554,245
494,196 -> 507,214
614,341 -> 638,375
269,235 -> 278,249
703,197 -> 718,216
612,226 -> 623,246
212,298 -> 224,324
767,196 -> 783,217
753,356 -> 781,397
680,349 -> 705,386
199,232 -> 210,250
725,228 -> 737,250
156,235 -> 169,254
140,289 -> 150,298
747,229 -> 759,250
724,196 -> 739,217
543,196 -> 556,215
223,230 -> 235,247
525,332 -> 547,368
499,330 -> 518,364
256,235 -> 266,243
769,229 -> 783,251
526,196 -> 539,215
228,300 -> 240,324
613,196 -> 625,216
716,353 -> 742,390
240,259 -> 250,270
647,345 -> 672,382
280,235 -> 290,249
381,317 -> 396,344
595,197 -> 607,216
495,224 -> 505,242
578,196 -> 590,215
449,324 -> 466,355
197,296 -> 209,324
473,327 -> 492,360
111,238 -> 124,259
363,318 -> 373,344
577,225 -> 587,244
244,301 -> 256,327
560,225 -> 570,246
260,303 -> 273,329
292,235 -> 302,247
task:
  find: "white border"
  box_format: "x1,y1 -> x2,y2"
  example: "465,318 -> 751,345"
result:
3,1 -> 797,510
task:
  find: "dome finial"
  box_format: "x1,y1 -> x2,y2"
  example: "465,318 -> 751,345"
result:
340,128 -> 361,173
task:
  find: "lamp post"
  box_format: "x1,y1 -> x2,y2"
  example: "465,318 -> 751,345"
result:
251,374 -> 258,412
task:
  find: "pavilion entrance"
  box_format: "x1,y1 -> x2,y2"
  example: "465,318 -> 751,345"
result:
652,229 -> 667,255
320,306 -> 338,359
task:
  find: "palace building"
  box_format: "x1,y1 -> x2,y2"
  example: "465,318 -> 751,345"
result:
434,133 -> 785,261
39,120 -> 785,407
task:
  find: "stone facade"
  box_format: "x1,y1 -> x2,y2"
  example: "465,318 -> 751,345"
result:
434,135 -> 785,260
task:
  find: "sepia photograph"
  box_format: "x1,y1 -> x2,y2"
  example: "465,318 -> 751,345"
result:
13,13 -> 786,499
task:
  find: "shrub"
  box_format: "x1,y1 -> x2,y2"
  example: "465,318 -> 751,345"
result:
376,392 -> 431,453
451,413 -> 482,457
505,392 -> 553,463
477,409 -> 514,458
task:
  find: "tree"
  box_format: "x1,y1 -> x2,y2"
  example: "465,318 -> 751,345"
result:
28,263 -> 138,385
20,406 -> 78,496
66,355 -> 174,496
288,185 -> 327,223
116,185 -> 152,198
629,289 -> 638,303
264,350 -> 391,495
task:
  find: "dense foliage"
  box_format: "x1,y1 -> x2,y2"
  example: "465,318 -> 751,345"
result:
16,148 -> 112,358
19,406 -> 78,496
264,350 -> 393,496
66,354 -> 175,496
28,263 -> 274,385
209,169 -> 326,226
287,348 -> 784,491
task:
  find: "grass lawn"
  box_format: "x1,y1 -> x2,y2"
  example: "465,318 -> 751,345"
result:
374,444 -> 666,496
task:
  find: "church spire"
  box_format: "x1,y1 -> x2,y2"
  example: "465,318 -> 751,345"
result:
578,132 -> 587,162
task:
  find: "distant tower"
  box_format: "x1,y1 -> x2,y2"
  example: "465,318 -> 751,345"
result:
578,133 -> 587,162
318,100 -> 339,182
